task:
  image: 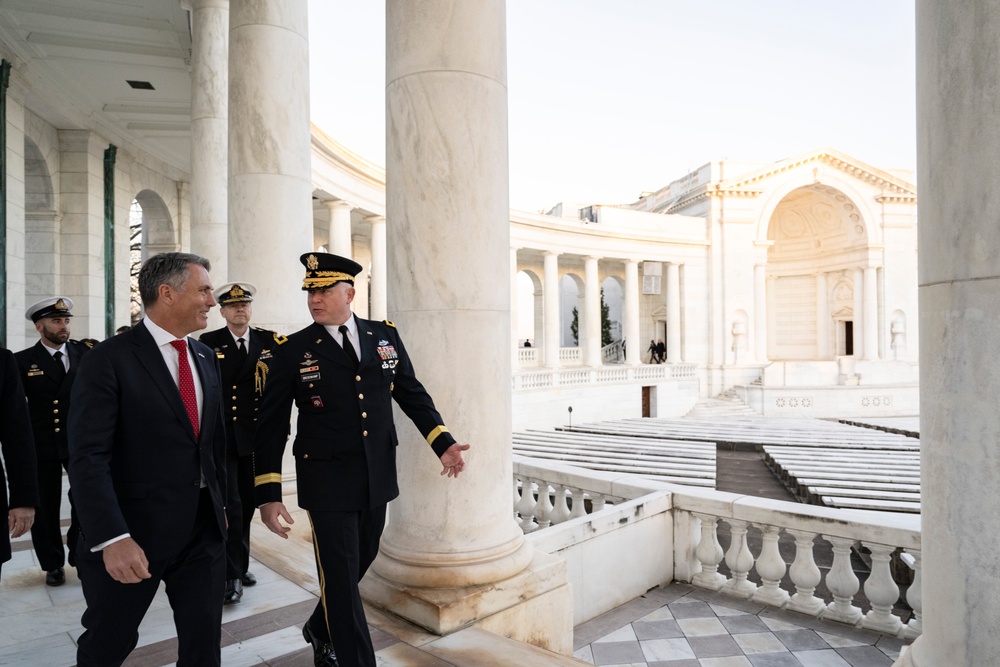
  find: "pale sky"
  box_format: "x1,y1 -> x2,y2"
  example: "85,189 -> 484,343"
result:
308,1 -> 916,213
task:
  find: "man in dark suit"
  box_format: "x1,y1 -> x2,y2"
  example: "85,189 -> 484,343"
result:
68,252 -> 228,667
1,346 -> 39,581
200,282 -> 281,604
255,252 -> 470,667
15,297 -> 92,586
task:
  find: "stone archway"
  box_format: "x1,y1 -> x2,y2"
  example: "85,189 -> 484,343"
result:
24,136 -> 58,340
765,185 -> 869,361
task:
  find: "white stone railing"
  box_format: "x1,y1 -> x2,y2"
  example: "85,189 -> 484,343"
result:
513,455 -> 922,637
518,348 -> 538,366
513,362 -> 697,390
602,340 -> 624,364
559,347 -> 581,364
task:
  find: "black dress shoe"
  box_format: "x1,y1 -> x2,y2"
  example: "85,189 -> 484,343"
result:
241,571 -> 257,586
223,578 -> 243,605
302,622 -> 339,667
45,568 -> 65,587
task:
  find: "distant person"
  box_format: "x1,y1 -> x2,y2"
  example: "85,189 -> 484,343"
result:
523,339 -> 532,348
655,339 -> 666,363
647,339 -> 656,363
69,252 -> 227,666
1,346 -> 39,582
15,297 -> 92,586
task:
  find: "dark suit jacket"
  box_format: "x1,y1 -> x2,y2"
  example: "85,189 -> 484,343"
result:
254,317 -> 456,512
15,339 -> 91,460
67,320 -> 227,559
0,348 -> 39,565
199,326 -> 279,457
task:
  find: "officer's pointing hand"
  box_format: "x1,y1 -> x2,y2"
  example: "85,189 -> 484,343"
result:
440,443 -> 470,478
261,501 -> 294,538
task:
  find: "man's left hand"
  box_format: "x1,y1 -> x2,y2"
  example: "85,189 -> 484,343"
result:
8,507 -> 35,538
440,443 -> 470,478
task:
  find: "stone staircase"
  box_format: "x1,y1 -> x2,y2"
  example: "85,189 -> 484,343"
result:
684,389 -> 759,418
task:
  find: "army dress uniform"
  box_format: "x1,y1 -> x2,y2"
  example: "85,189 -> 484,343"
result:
199,282 -> 281,600
254,253 -> 458,667
15,297 -> 93,581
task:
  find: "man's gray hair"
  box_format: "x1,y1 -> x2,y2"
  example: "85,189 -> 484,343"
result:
138,252 -> 212,307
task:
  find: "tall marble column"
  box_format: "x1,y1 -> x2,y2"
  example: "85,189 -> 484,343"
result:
228,0 -> 313,332
667,262 -> 682,362
367,0 -> 569,653
853,268 -> 864,358
542,251 -> 561,368
897,3 -> 1000,665
366,214 -> 386,320
624,259 -> 641,365
863,266 -> 878,360
816,271 -> 828,359
325,199 -> 353,257
754,264 -> 767,363
583,256 -> 601,366
189,0 -> 229,280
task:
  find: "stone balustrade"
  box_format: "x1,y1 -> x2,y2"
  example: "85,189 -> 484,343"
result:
512,455 -> 922,637
512,363 -> 697,390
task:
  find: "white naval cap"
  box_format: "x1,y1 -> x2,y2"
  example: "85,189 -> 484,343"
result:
25,297 -> 74,322
215,282 -> 257,305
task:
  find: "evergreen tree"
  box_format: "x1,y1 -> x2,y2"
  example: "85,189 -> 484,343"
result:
570,288 -> 614,347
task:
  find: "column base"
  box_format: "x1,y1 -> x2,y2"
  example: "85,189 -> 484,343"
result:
360,550 -> 573,655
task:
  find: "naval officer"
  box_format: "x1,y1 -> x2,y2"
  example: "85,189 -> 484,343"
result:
254,252 -> 469,667
200,282 -> 281,604
15,297 -> 92,586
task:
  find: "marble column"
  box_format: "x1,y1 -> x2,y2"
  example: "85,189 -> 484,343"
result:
228,0 -> 313,332
754,264 -> 767,363
853,268 -> 864,358
366,214 -> 386,320
863,266 -> 879,360
667,262 -> 682,362
816,271 -> 828,359
583,256 -> 601,366
624,259 -> 641,365
189,0 -> 229,280
325,199 -> 353,257
367,0 -> 569,653
897,3 -> 1000,665
58,130 -> 106,339
542,251 -> 561,368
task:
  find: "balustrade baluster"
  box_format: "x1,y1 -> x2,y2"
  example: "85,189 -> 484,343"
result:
691,513 -> 726,591
822,535 -> 862,624
722,519 -> 757,598
862,542 -> 903,635
514,476 -> 538,533
786,529 -> 824,616
591,494 -> 607,513
903,549 -> 922,638
569,488 -> 587,519
752,524 -> 790,606
549,484 -> 572,525
534,479 -> 554,529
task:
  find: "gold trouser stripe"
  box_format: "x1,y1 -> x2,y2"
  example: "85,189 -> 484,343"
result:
308,513 -> 333,641
254,472 -> 282,487
426,425 -> 449,447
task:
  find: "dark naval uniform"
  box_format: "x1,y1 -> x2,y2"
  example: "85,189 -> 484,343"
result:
1,347 -> 39,579
255,253 -> 458,667
199,324 -> 280,588
16,337 -> 92,574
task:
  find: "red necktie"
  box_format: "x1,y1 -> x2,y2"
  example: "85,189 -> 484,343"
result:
169,339 -> 199,439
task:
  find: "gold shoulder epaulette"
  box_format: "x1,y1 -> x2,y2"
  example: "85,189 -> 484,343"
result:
72,339 -> 95,349
383,320 -> 396,328
273,333 -> 289,345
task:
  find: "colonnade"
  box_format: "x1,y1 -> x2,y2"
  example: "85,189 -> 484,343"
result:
514,251 -> 686,368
